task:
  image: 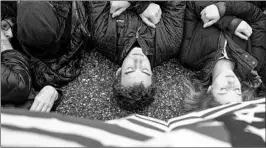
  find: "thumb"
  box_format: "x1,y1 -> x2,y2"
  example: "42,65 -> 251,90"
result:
203,20 -> 216,28
112,8 -> 124,18
142,17 -> 156,28
235,31 -> 248,40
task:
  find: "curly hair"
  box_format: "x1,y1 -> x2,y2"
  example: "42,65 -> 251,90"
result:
181,73 -> 264,112
112,72 -> 157,111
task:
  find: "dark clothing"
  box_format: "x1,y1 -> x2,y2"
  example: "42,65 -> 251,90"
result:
17,1 -> 90,90
86,1 -> 185,67
1,50 -> 31,105
180,2 -> 266,90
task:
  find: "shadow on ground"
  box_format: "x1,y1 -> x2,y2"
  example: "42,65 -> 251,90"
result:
56,50 -> 194,121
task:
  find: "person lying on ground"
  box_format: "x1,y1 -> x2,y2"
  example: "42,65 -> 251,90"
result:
1,3 -> 60,112
15,1 -> 90,111
86,1 -> 185,111
179,1 -> 266,111
1,3 -> 32,107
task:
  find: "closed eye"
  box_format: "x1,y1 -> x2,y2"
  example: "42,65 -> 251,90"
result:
142,69 -> 151,76
125,67 -> 134,74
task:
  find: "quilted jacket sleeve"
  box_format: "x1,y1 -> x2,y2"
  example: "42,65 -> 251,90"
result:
128,1 -> 151,15
1,50 -> 31,105
128,1 -> 167,15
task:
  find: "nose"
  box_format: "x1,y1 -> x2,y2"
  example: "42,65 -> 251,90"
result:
227,78 -> 236,89
5,29 -> 13,39
134,57 -> 142,69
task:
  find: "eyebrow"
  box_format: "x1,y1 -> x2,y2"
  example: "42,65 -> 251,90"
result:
142,71 -> 151,76
217,93 -> 226,96
124,70 -> 151,76
217,92 -> 242,96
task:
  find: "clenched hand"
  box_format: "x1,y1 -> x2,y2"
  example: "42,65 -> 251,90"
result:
201,4 -> 220,28
139,3 -> 162,28
110,1 -> 130,18
235,20 -> 252,40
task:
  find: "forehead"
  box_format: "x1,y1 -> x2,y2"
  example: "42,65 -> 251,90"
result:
2,19 -> 14,26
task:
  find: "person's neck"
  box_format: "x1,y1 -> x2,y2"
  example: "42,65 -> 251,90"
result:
212,59 -> 235,80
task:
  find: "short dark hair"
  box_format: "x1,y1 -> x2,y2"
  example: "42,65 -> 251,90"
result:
112,72 -> 156,111
1,3 -> 16,23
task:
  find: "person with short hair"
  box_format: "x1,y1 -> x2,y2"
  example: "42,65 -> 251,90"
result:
87,1 -> 185,111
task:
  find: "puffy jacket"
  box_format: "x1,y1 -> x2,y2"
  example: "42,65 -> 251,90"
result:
18,1 -> 90,90
86,1 -> 185,67
1,50 -> 31,105
180,2 -> 266,90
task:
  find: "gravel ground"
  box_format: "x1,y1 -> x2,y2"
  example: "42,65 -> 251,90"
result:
56,50 -> 194,121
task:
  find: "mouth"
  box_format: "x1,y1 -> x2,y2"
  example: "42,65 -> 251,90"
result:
225,75 -> 235,78
132,53 -> 144,57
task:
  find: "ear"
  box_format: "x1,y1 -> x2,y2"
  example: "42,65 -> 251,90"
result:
116,67 -> 122,77
207,85 -> 212,93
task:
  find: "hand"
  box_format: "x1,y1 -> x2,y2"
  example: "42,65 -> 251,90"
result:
110,1 -> 130,18
139,3 -> 162,28
234,20 -> 252,40
30,85 -> 58,112
1,31 -> 13,52
201,4 -> 220,28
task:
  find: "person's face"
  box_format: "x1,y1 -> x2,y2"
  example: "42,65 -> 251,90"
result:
1,19 -> 13,39
210,70 -> 242,104
118,47 -> 152,87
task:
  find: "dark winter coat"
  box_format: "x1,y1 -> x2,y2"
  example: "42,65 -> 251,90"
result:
17,1 -> 90,90
180,2 -> 266,90
86,1 -> 185,67
1,50 -> 31,105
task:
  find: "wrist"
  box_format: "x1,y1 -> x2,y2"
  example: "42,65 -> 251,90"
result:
214,2 -> 225,18
129,1 -> 151,15
229,18 -> 242,33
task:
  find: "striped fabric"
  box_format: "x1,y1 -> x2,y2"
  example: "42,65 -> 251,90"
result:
1,98 -> 265,147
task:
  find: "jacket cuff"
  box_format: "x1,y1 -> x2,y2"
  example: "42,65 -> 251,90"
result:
53,88 -> 63,106
129,1 -> 151,15
228,18 -> 242,33
214,2 -> 226,17
1,49 -> 15,56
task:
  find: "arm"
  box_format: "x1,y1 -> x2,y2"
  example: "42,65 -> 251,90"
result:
128,1 -> 167,14
1,50 -> 32,105
215,2 -> 266,23
214,16 -> 242,33
128,1 -> 151,15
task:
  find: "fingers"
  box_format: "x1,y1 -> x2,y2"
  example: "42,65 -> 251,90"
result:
30,100 -> 44,112
30,100 -> 38,111
142,17 -> 156,28
41,104 -> 49,112
30,100 -> 53,112
235,31 -> 248,40
247,25 -> 253,36
242,30 -> 251,39
203,20 -> 216,28
110,5 -> 117,14
112,8 -> 125,18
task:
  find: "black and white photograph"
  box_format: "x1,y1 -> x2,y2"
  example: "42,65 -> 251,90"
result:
1,1 -> 266,147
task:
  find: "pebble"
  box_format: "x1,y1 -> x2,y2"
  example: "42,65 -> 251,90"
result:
56,50 -> 193,121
